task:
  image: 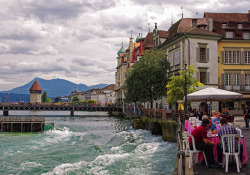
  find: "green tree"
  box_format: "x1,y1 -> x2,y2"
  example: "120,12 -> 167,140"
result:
73,96 -> 79,102
125,49 -> 170,108
166,65 -> 203,105
46,98 -> 52,103
42,91 -> 47,103
54,97 -> 61,103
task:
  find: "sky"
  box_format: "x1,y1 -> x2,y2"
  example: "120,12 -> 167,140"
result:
0,0 -> 249,91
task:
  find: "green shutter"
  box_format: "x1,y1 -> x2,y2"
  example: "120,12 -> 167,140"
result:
221,73 -> 225,87
241,51 -> 245,64
221,51 -> 225,64
241,74 -> 245,91
206,48 -> 209,62
196,47 -> 200,62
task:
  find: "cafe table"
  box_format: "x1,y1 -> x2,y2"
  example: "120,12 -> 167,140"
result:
197,134 -> 248,165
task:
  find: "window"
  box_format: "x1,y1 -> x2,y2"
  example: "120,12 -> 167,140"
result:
225,73 -> 232,86
245,74 -> 250,86
238,24 -> 243,29
222,23 -> 227,29
243,32 -> 250,39
233,51 -> 240,64
245,51 -> 250,64
200,48 -> 206,62
174,50 -> 180,65
168,53 -> 173,66
226,31 -> 233,38
200,72 -> 206,84
234,74 -> 240,86
225,51 -> 232,64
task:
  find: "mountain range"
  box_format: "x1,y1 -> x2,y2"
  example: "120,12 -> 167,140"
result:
1,77 -> 108,98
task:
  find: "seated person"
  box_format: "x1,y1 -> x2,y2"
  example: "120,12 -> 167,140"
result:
211,111 -> 216,117
212,112 -> 221,124
207,117 -> 217,134
189,119 -> 218,168
217,118 -> 243,164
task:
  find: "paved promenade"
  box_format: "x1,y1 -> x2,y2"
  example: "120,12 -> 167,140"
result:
193,116 -> 250,175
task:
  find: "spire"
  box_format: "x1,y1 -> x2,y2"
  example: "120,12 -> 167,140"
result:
131,49 -> 136,63
148,23 -> 150,32
171,13 -> 173,25
138,39 -> 143,56
181,6 -> 184,18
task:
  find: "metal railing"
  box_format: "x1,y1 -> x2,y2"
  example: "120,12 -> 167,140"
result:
176,113 -> 185,175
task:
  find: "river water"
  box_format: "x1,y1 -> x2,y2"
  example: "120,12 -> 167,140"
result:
0,111 -> 177,175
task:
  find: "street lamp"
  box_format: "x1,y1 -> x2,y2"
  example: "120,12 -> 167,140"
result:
151,85 -> 154,109
184,64 -> 188,119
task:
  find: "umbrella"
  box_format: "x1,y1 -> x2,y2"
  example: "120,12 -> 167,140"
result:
186,87 -> 243,116
187,87 -> 243,102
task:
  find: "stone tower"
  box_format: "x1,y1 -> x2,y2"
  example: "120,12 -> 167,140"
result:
29,80 -> 42,103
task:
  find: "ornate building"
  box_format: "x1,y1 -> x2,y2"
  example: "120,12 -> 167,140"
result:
29,80 -> 42,103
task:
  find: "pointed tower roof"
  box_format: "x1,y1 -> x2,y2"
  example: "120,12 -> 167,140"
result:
137,39 -> 143,56
117,42 -> 126,55
131,49 -> 136,63
29,80 -> 42,93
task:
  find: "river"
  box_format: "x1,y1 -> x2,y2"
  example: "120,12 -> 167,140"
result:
0,111 -> 177,175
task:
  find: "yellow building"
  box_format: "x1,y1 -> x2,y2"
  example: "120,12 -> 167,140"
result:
205,12 -> 250,110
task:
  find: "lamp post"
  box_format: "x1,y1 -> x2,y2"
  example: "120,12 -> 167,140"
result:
184,64 -> 188,119
151,85 -> 154,109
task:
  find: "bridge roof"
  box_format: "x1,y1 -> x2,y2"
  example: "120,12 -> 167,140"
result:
29,80 -> 42,92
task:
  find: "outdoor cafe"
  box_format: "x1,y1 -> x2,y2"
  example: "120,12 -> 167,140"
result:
183,87 -> 248,172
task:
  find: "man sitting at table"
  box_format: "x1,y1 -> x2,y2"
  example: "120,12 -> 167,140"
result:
189,119 -> 218,168
207,117 -> 217,134
217,118 -> 243,164
212,112 -> 221,124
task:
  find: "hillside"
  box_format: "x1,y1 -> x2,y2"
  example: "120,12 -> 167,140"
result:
1,77 -> 108,97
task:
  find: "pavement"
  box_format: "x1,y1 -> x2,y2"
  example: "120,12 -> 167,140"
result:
193,116 -> 250,175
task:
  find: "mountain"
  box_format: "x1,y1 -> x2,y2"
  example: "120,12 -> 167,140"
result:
2,77 -> 108,97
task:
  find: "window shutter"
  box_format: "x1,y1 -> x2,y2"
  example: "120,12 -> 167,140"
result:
241,74 -> 245,91
221,51 -> 225,64
206,48 -> 209,62
241,51 -> 245,64
206,72 -> 210,84
196,47 -> 200,62
196,71 -> 200,82
221,73 -> 225,87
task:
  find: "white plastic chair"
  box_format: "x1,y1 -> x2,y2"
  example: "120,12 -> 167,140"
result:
236,128 -> 242,136
183,134 -> 208,168
221,134 -> 242,172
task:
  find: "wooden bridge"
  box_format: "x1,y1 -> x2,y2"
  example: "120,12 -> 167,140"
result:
0,103 -> 122,116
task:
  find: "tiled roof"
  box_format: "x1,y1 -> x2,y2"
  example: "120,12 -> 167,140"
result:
133,43 -> 140,49
158,30 -> 169,38
120,53 -> 126,57
186,27 -> 220,36
204,12 -> 250,22
142,32 -> 153,51
102,84 -> 115,90
29,80 -> 42,92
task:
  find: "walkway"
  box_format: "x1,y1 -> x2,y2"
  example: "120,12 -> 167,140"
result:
193,116 -> 250,175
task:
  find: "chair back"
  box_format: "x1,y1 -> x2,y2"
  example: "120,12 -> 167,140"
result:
236,128 -> 242,136
187,134 -> 198,152
221,134 -> 241,155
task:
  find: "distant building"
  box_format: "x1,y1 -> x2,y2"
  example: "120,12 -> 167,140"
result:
29,80 -> 42,103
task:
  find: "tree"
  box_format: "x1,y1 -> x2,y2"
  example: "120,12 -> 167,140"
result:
73,95 -> 79,102
54,96 -> 61,103
166,65 -> 203,105
46,98 -> 52,103
42,91 -> 47,103
125,49 -> 170,108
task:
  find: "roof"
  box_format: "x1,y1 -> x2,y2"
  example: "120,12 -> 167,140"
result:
29,80 -> 42,92
102,84 -> 115,91
204,12 -> 250,22
167,18 -> 220,40
117,44 -> 126,55
158,30 -> 169,38
142,32 -> 153,51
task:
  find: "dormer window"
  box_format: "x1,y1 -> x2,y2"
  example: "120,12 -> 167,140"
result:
226,31 -> 233,38
238,24 -> 243,29
222,23 -> 227,29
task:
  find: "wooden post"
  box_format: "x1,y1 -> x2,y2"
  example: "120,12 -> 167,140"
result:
11,123 -> 13,132
21,123 -> 23,132
31,123 -> 33,132
70,110 -> 74,116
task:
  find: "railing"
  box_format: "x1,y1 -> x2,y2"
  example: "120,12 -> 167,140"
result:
0,117 -> 45,122
176,113 -> 185,175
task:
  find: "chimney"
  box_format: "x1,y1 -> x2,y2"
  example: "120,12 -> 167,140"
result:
192,19 -> 197,27
208,18 -> 213,32
155,23 -> 157,29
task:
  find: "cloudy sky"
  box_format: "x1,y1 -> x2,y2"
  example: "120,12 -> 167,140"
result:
0,0 -> 249,91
